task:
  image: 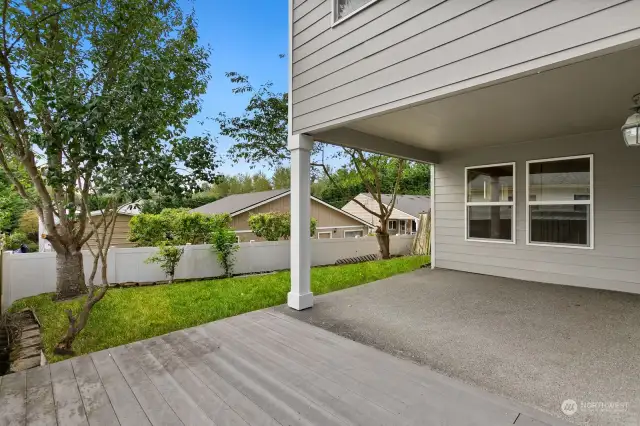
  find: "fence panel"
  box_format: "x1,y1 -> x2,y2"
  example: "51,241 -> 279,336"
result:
1,235 -> 413,310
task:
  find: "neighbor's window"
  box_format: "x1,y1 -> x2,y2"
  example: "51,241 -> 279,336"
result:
344,230 -> 364,238
527,155 -> 593,248
465,163 -> 515,242
318,231 -> 332,239
388,220 -> 397,230
334,0 -> 377,24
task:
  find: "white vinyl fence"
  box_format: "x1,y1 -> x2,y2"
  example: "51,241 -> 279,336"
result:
1,235 -> 413,311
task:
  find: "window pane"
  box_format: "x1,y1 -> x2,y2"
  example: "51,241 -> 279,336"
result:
467,165 -> 514,202
336,0 -> 371,19
467,206 -> 513,240
530,205 -> 589,246
345,230 -> 363,238
529,157 -> 590,202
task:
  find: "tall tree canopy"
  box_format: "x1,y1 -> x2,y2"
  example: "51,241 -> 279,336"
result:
0,0 -> 217,298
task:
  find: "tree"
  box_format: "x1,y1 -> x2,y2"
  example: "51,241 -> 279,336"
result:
19,210 -> 39,240
219,72 -> 417,258
0,0 -> 215,299
252,171 -> 272,192
248,212 -> 317,241
0,172 -> 28,233
272,166 -> 290,189
145,242 -> 185,283
316,149 -> 405,258
210,228 -> 238,277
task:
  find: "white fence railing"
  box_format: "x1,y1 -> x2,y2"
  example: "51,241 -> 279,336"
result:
1,235 -> 413,311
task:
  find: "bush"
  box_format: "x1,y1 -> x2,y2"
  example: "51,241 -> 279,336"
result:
129,209 -> 231,247
248,212 -> 317,241
145,243 -> 185,283
19,210 -> 39,241
210,228 -> 238,277
5,231 -> 33,251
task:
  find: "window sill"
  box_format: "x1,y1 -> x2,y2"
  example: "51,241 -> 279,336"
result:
465,237 -> 516,245
332,0 -> 380,27
526,241 -> 593,250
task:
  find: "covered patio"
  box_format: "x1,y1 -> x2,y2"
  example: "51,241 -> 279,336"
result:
278,268 -> 640,425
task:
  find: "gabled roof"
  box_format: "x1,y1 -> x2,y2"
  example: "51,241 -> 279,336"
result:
360,193 -> 431,219
191,189 -> 289,216
190,189 -> 374,227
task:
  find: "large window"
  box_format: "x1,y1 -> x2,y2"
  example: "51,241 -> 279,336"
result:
526,155 -> 593,249
333,0 -> 378,24
465,163 -> 515,243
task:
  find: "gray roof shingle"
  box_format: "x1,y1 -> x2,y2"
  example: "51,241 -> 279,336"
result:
190,189 -> 289,215
366,194 -> 431,218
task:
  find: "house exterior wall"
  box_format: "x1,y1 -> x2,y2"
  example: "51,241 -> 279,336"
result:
291,0 -> 640,134
342,193 -> 416,228
232,195 -> 368,241
433,129 -> 640,294
85,214 -> 135,250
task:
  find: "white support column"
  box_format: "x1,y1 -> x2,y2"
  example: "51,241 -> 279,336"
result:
288,133 -> 314,310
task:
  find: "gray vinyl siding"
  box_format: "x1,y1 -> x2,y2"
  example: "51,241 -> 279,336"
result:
433,129 -> 640,294
291,0 -> 640,134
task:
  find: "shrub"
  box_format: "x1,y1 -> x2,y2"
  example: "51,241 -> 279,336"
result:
248,212 -> 317,241
129,209 -> 231,247
18,210 -> 39,241
210,228 -> 238,277
145,243 -> 185,283
5,231 -> 29,250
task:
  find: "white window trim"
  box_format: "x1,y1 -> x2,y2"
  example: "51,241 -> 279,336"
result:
344,229 -> 364,238
332,0 -> 379,27
464,162 -> 516,244
388,219 -> 397,230
317,231 -> 332,239
526,154 -> 594,250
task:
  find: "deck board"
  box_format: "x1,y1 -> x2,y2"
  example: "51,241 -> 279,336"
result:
70,355 -> 120,426
0,370 -> 27,426
26,366 -> 57,426
49,361 -> 88,426
0,309 -> 571,426
90,350 -> 151,426
108,345 -> 183,426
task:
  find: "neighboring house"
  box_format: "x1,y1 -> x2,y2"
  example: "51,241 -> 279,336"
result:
38,203 -> 140,252
191,189 -> 372,242
285,0 -> 640,310
342,194 -> 430,235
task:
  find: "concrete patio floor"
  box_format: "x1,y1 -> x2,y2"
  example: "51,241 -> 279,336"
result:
277,268 -> 640,426
0,308 -> 570,425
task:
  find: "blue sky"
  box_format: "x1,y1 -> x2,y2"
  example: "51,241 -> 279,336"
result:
178,0 -> 289,176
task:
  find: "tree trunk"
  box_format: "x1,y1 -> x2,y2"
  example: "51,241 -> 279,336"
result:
376,231 -> 391,259
55,250 -> 87,300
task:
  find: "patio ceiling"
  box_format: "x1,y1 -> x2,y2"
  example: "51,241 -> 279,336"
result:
313,44 -> 640,156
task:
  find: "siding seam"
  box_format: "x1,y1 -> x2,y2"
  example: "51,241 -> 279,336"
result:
293,0 -> 311,11
295,12 -> 331,36
437,243 -> 640,263
294,25 -> 640,132
293,0 -> 492,89
294,0 -> 326,23
293,0 -> 627,115
435,261 -> 638,289
293,0 -> 412,63
436,254 -> 640,284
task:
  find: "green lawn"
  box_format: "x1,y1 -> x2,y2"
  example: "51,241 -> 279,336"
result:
10,255 -> 429,362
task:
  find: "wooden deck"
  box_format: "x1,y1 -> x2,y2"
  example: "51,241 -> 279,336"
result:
0,309 -> 568,426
